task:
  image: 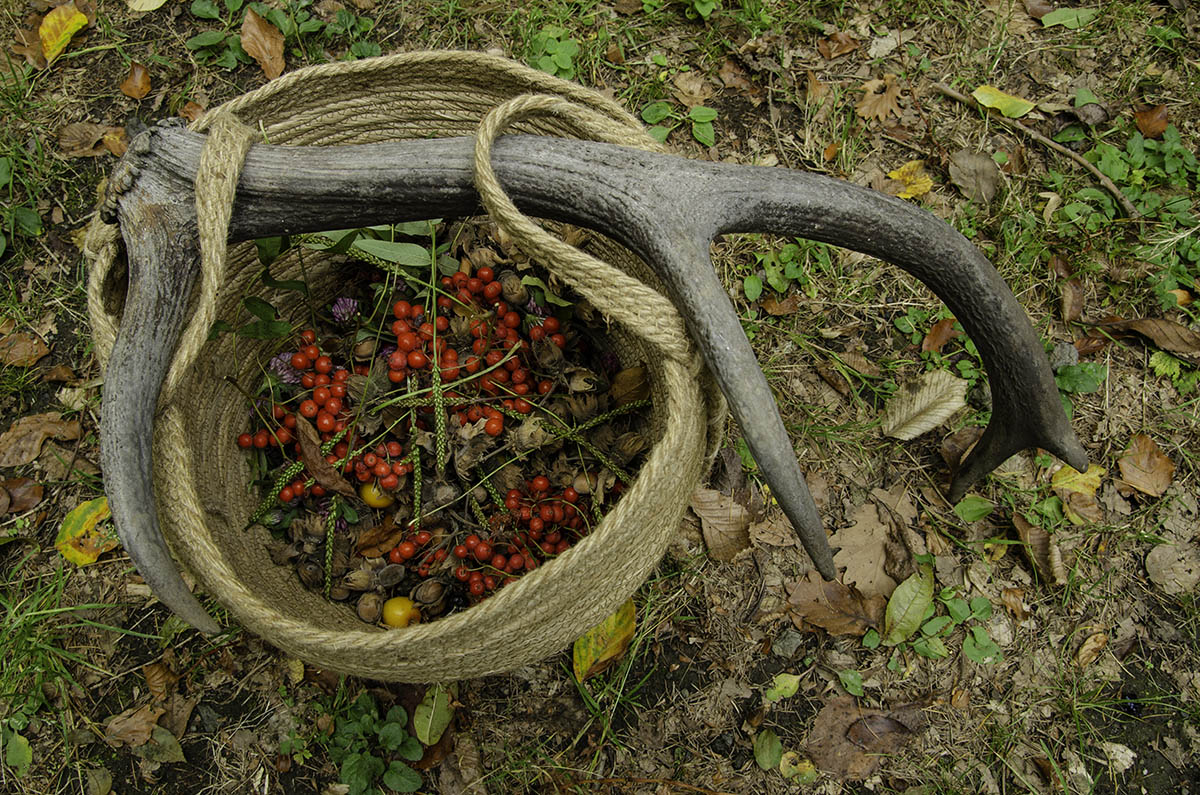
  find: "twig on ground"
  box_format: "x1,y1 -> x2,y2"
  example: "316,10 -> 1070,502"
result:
932,81 -> 1140,220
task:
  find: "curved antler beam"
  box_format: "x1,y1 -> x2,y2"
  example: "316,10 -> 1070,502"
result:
101,124 -> 1087,632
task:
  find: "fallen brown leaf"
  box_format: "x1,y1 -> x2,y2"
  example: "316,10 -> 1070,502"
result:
806,70 -> 828,103
762,294 -> 801,315
807,697 -> 925,781
947,149 -> 1002,206
142,662 -> 177,702
12,20 -> 47,69
1022,0 -> 1053,18
829,502 -> 897,598
0,413 -> 81,467
921,317 -> 961,353
717,58 -> 761,105
1001,587 -> 1029,620
1135,105 -> 1169,139
747,513 -> 797,547
940,425 -> 982,470
786,572 -> 885,636
1,478 -> 43,514
1088,317 -> 1200,363
57,122 -> 116,157
1145,542 -> 1200,595
357,515 -> 405,558
856,74 -> 902,123
1052,464 -> 1105,525
294,416 -> 357,497
0,332 -> 50,366
604,41 -> 624,65
823,141 -> 840,161
671,70 -> 711,108
1013,513 -> 1067,586
120,61 -> 151,99
180,101 -> 205,121
241,8 -> 285,79
1075,632 -> 1107,667
817,32 -> 858,60
104,703 -> 165,748
880,369 -> 968,441
1117,433 -> 1174,498
690,487 -> 750,562
42,363 -> 76,382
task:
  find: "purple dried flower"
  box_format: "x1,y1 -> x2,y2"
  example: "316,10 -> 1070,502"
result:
332,297 -> 359,323
269,351 -> 302,384
525,297 -> 548,317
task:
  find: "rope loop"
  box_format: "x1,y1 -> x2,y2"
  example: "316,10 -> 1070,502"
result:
472,94 -> 694,363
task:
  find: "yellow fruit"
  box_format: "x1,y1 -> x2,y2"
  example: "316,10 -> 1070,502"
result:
359,480 -> 394,508
382,596 -> 421,628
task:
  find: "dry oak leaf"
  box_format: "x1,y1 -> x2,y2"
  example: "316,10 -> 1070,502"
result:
717,58 -> 761,105
0,412 -> 81,467
1013,513 -> 1067,586
786,571 -> 886,636
690,487 -> 751,562
104,703 -> 165,748
242,8 -> 285,79
817,32 -> 859,60
1145,543 -> 1200,595
1135,105 -> 1169,139
1117,434 -> 1174,498
1001,587 -> 1029,620
881,369 -> 968,441
119,61 -> 151,99
0,332 -> 50,367
762,293 -> 801,316
856,74 -> 902,123
829,501 -> 898,598
671,70 -> 712,108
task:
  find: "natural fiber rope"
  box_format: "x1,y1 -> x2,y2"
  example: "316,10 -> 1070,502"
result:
86,51 -> 724,680
473,94 -> 693,363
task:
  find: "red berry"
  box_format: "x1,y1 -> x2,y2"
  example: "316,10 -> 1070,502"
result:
484,417 -> 504,436
531,475 -> 550,493
313,386 -> 330,405
386,441 -> 403,457
389,351 -> 407,370
476,266 -> 495,283
389,546 -> 405,564
415,530 -> 432,546
253,429 -> 270,448
407,350 -> 428,369
550,333 -> 566,348
483,281 -> 503,301
454,544 -> 469,559
393,300 -> 412,318
237,432 -> 253,448
490,554 -> 507,570
469,580 -> 485,596
380,473 -> 399,490
290,352 -> 310,370
563,487 -> 579,503
299,399 -> 319,418
508,553 -> 525,570
474,541 -> 493,561
396,332 -> 419,351
300,329 -> 317,344
455,566 -> 471,582
279,486 -> 295,502
314,355 -> 333,374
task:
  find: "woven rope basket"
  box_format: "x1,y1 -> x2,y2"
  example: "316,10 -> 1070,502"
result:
85,51 -> 725,681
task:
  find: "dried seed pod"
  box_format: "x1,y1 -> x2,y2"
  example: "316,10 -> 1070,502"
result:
410,579 -> 447,617
376,564 -> 407,590
342,567 -> 375,591
352,339 -> 377,361
297,561 -> 324,591
268,539 -> 303,566
327,584 -> 351,602
612,432 -> 648,466
356,592 -> 384,624
498,270 -> 527,305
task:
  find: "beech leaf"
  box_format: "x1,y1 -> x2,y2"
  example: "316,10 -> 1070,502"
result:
1087,317 -> 1200,363
786,573 -> 885,636
882,565 -> 933,646
690,487 -> 751,561
0,332 -> 50,366
881,369 -> 968,440
1145,543 -> 1200,595
1013,513 -> 1067,585
2,478 -> 44,514
120,61 -> 152,99
972,85 -> 1035,119
948,149 -> 1002,206
1117,434 -> 1174,498
572,598 -> 636,681
39,2 -> 88,63
104,704 -> 165,748
55,496 -> 117,566
241,8 -> 285,79
1051,464 -> 1105,525
1135,105 -> 1169,139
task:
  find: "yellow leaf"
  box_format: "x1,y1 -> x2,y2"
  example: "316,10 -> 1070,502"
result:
1051,464 -> 1106,525
55,496 -> 118,565
572,598 -> 636,681
886,159 -> 934,199
39,2 -> 89,64
972,85 -> 1036,119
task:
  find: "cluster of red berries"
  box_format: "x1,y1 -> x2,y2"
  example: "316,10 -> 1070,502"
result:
380,475 -> 593,601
